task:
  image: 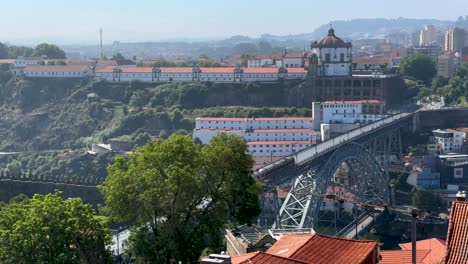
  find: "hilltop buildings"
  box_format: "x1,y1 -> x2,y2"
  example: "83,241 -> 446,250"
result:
419,25 -> 437,46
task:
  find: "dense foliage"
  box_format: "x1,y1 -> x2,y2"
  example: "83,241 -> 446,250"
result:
0,42 -> 65,59
400,54 -> 436,84
436,63 -> 468,105
412,189 -> 447,213
100,134 -> 260,263
0,192 -> 112,264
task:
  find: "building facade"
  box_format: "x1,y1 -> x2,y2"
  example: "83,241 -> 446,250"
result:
445,27 -> 467,52
23,65 -> 94,78
438,51 -> 457,78
407,45 -> 440,64
192,117 -> 319,158
311,28 -> 352,77
431,129 -> 466,153
419,25 -> 437,46
318,100 -> 387,124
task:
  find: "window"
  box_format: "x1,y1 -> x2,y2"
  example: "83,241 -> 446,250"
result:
340,53 -> 345,62
325,54 -> 330,62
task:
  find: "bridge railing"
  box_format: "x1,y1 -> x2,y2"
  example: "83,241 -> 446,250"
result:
293,112 -> 412,165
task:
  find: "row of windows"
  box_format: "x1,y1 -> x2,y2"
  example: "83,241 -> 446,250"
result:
251,144 -> 308,148
28,71 -> 83,76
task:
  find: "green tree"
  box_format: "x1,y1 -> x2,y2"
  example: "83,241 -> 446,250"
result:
412,189 -> 446,213
0,42 -> 8,59
400,54 -> 436,84
7,45 -> 34,58
100,134 -> 260,263
33,43 -> 66,59
112,53 -> 125,61
0,192 -> 112,264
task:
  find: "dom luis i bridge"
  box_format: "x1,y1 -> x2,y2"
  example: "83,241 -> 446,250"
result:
255,108 -> 468,237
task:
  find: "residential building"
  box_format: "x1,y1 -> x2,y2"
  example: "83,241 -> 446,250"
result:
14,55 -> 47,68
437,154 -> 468,188
230,233 -> 380,264
431,129 -> 465,153
444,27 -> 467,52
318,100 -> 387,124
192,117 -> 319,158
311,28 -> 352,77
444,196 -> 468,263
247,53 -> 283,68
419,25 -> 437,46
96,59 -> 136,68
462,46 -> 468,64
23,65 -> 94,78
225,225 -> 276,256
438,51 -> 457,78
380,238 -> 446,264
407,45 -> 440,64
283,51 -> 307,68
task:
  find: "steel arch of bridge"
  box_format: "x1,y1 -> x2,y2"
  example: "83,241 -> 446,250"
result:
273,142 -> 390,230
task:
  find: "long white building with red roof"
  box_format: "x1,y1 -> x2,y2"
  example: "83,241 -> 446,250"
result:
193,117 -> 319,158
94,66 -> 307,83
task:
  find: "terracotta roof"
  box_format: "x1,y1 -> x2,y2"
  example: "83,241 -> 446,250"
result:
289,234 -> 378,264
318,28 -> 346,46
380,250 -> 431,264
284,51 -> 305,58
194,129 -> 244,133
445,201 -> 468,264
243,68 -> 280,74
239,252 -> 308,264
160,67 -> 193,73
247,140 -> 312,145
266,234 -> 314,258
24,65 -> 91,72
285,68 -> 307,73
322,100 -> 383,105
445,129 -> 461,133
249,129 -> 315,133
254,53 -> 283,60
94,67 -> 153,73
399,238 -> 446,264
252,117 -> 312,121
232,252 -> 260,264
0,59 -> 15,64
196,117 -> 246,122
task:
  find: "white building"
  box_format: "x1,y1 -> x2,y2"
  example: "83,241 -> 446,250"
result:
420,25 -> 437,46
23,65 -> 94,78
94,67 -> 307,83
247,53 -> 283,68
283,51 -> 307,68
14,56 -> 48,69
192,117 -> 319,158
316,100 -> 387,124
431,129 -> 466,153
311,28 -> 352,77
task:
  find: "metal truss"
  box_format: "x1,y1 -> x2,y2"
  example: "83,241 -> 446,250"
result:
273,143 -> 390,231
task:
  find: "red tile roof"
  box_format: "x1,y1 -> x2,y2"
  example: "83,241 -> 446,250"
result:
380,250 -> 431,264
399,238 -> 446,264
322,100 -> 383,105
284,51 -> 306,58
266,234 -> 314,258
445,201 -> 468,264
243,68 -> 280,74
239,252 -> 308,264
24,65 -> 91,72
286,68 -> 307,73
247,140 -> 312,146
249,129 -> 315,133
232,252 -> 260,264
254,53 -> 283,60
0,59 -> 15,64
196,117 -> 246,122
252,117 -> 312,121
194,129 -> 244,133
289,234 -> 378,264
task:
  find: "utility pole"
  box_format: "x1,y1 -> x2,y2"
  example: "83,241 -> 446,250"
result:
411,209 -> 418,264
100,28 -> 103,60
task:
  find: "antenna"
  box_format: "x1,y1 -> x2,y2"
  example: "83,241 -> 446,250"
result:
100,28 -> 103,60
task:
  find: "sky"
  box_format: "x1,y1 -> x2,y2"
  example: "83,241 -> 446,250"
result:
1,0 -> 467,45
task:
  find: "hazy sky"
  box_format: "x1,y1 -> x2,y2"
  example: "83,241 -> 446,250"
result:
1,0 -> 467,45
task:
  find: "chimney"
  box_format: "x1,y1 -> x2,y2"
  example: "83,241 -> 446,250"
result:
456,191 -> 466,201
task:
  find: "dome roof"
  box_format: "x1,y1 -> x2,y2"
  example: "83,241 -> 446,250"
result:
319,28 -> 346,46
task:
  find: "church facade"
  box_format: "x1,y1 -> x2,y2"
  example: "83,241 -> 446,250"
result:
305,28 -> 405,106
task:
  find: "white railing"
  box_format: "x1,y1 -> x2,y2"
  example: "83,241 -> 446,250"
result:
294,113 -> 412,164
